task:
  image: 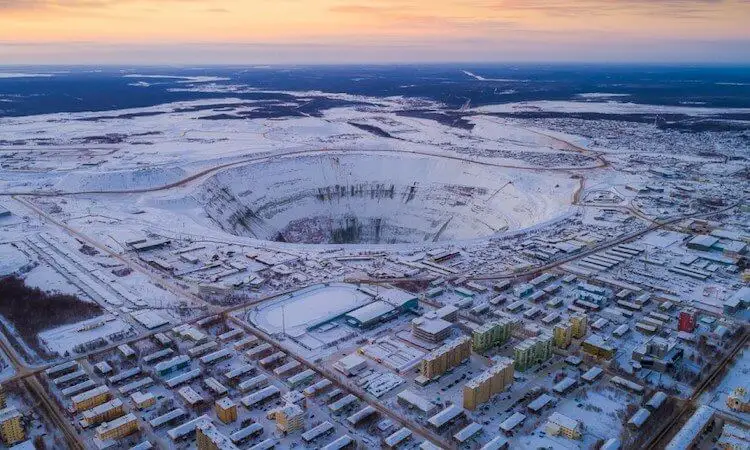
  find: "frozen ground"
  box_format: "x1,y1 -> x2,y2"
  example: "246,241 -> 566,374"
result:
473,100 -> 750,116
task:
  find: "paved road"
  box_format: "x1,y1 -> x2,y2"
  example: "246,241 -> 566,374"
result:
13,195 -> 210,312
0,328 -> 85,449
645,329 -> 749,450
226,314 -> 456,450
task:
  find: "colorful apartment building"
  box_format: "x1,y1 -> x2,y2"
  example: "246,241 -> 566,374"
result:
463,357 -> 514,410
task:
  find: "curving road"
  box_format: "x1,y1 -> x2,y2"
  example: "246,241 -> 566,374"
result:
0,146 -> 607,198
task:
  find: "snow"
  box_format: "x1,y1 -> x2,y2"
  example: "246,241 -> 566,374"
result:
39,314 -> 132,356
0,73 -> 54,78
0,243 -> 29,275
123,74 -> 230,83
700,347 -> 750,421
576,93 -> 631,99
55,166 -> 188,192
473,100 -> 750,116
248,283 -> 373,335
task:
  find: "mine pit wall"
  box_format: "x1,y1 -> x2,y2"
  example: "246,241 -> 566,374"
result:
190,153 -> 577,244
197,180 -> 432,243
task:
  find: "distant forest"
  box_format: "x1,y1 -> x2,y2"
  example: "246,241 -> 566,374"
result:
0,276 -> 102,343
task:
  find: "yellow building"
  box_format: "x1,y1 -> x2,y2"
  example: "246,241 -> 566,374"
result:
553,323 -> 573,349
0,407 -> 24,446
72,386 -> 111,412
727,387 -> 750,413
581,334 -> 615,359
463,357 -> 514,410
196,420 -> 239,450
545,412 -> 581,440
82,398 -> 124,427
421,336 -> 471,380
275,403 -> 305,434
130,391 -> 155,410
215,397 -> 238,424
570,314 -> 588,339
95,413 -> 138,441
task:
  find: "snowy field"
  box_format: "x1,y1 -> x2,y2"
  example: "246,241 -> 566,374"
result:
473,100 -> 750,116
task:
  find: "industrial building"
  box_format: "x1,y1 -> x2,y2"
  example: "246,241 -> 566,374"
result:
472,318 -> 516,352
419,336 -> 471,380
463,357 -> 514,410
724,286 -> 749,315
411,313 -> 453,343
687,234 -> 719,251
333,354 -> 368,376
513,333 -> 553,371
0,407 -> 24,446
716,423 -> 750,450
343,289 -> 418,328
632,336 -> 683,371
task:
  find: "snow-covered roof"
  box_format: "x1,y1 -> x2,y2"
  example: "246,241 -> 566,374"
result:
499,412 -> 526,432
688,234 -> 719,248
646,391 -> 668,410
428,405 -> 464,428
582,366 -> 604,382
454,422 -> 483,442
725,286 -> 750,308
480,436 -> 510,450
628,408 -> 651,428
345,300 -> 395,324
378,287 -> 418,307
547,412 -> 580,431
600,438 -> 621,450
665,405 -> 714,450
527,393 -> 555,412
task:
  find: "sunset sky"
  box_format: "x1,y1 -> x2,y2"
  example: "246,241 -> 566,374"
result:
1,0 -> 749,64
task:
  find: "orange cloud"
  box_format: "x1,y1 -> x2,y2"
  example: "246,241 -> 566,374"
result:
1,0 -> 748,63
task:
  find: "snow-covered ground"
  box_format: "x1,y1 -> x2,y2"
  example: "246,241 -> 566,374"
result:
473,100 -> 750,116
